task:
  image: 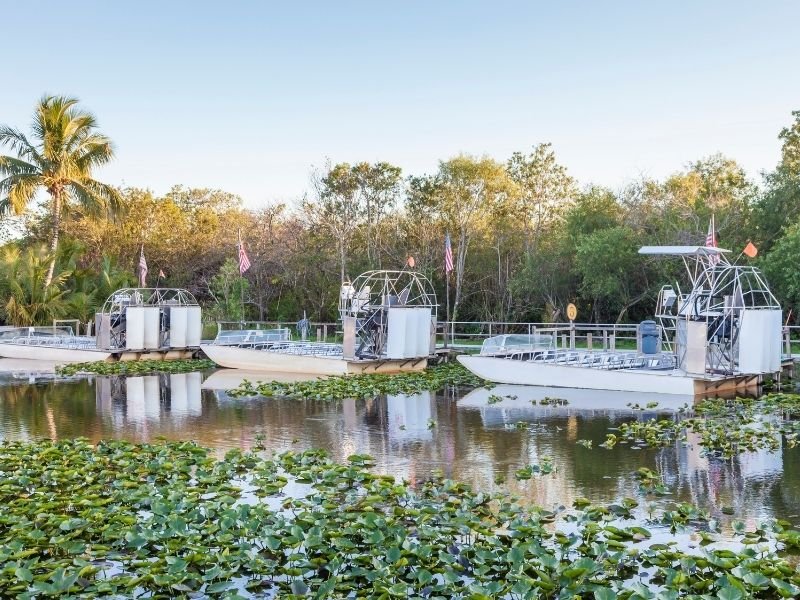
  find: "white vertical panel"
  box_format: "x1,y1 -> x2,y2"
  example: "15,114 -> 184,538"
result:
143,307 -> 161,349
170,307 -> 188,348
769,309 -> 783,371
126,376 -> 145,423
186,306 -> 202,346
386,308 -> 407,359
186,372 -> 202,416
404,309 -> 417,358
143,376 -> 160,420
415,308 -> 431,357
739,310 -> 782,373
125,306 -> 145,350
170,373 -> 187,415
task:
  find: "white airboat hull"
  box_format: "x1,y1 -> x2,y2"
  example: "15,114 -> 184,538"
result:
457,355 -> 758,396
0,343 -> 112,363
201,344 -> 428,376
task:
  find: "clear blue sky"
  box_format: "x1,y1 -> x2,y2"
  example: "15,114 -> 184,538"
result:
3,1 -> 799,207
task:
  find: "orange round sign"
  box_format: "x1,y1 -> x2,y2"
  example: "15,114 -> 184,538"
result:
566,303 -> 577,321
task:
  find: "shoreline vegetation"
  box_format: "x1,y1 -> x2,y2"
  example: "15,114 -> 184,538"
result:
1,439 -> 800,598
1,99 -> 799,331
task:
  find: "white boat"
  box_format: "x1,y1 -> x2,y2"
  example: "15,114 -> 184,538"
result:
459,246 -> 785,396
0,288 -> 202,364
0,328 -> 112,362
201,270 -> 437,375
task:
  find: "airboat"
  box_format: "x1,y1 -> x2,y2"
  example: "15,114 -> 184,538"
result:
459,246 -> 785,395
201,270 -> 437,375
0,288 -> 202,363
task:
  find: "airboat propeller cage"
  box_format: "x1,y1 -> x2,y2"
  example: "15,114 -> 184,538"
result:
95,288 -> 202,351
339,270 -> 438,360
639,246 -> 782,375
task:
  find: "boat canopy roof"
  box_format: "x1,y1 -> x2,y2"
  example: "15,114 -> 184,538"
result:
638,245 -> 730,256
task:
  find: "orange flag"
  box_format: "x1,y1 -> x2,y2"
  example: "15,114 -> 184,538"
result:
743,241 -> 758,258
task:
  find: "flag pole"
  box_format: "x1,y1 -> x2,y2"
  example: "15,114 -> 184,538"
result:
238,229 -> 245,325
445,270 -> 450,349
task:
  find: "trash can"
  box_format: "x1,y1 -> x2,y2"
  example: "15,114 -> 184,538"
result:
639,320 -> 660,355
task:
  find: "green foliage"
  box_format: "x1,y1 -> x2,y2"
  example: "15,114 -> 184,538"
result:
0,245 -> 70,325
208,258 -> 249,321
611,393 -> 800,459
762,222 -> 800,317
56,358 -> 215,377
229,362 -> 487,401
1,440 -> 800,598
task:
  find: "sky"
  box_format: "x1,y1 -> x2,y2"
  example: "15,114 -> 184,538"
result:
2,1 -> 799,208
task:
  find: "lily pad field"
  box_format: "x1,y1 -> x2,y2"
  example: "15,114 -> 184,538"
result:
2,364 -> 800,597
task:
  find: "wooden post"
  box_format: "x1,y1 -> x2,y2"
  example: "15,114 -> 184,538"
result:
785,328 -> 792,357
587,332 -> 593,351
316,328 -> 322,342
323,324 -> 329,341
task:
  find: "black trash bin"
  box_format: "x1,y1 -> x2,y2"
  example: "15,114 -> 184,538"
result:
639,320 -> 660,355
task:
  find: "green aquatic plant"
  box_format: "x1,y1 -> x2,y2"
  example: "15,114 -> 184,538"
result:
56,358 -> 215,377
228,362 -> 488,401
540,396 -> 569,406
1,440 -> 800,598
613,393 -> 800,459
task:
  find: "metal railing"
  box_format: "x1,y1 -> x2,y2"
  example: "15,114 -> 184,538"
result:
437,321 -> 641,353
206,319 -> 646,353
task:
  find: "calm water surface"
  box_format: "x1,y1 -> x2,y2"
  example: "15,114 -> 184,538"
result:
1,362 -> 799,533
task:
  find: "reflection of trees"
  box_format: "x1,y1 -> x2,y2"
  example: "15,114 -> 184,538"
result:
0,379 -> 98,441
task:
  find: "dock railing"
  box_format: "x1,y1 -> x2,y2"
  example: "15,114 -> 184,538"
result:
204,319 -> 800,358
437,321 -> 640,353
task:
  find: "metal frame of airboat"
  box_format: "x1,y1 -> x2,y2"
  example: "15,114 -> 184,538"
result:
459,246 -> 787,395
201,270 -> 438,374
0,288 -> 202,363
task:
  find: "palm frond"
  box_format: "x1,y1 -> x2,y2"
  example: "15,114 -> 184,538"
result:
0,173 -> 43,215
73,135 -> 115,170
0,155 -> 39,177
69,179 -> 123,218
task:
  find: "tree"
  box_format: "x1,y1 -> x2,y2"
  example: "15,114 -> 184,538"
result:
207,258 -> 249,321
407,155 -> 515,320
0,95 -> 121,286
306,162 -> 362,282
752,111 -> 800,251
352,162 -> 403,267
507,143 -> 577,250
763,222 -> 800,321
575,226 -> 651,323
779,110 -> 800,176
0,245 -> 70,325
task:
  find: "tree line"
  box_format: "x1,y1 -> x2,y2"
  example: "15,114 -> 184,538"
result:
1,96 -> 799,327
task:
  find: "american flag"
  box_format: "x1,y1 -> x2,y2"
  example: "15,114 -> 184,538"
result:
444,233 -> 454,274
138,246 -> 148,287
238,235 -> 251,275
705,215 -> 719,265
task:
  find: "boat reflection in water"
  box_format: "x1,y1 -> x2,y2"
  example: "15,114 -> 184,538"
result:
96,373 -> 203,427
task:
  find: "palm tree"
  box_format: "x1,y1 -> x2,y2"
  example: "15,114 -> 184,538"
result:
0,245 -> 71,325
0,95 -> 121,286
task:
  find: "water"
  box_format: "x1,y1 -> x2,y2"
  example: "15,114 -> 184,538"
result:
1,362 -> 799,532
